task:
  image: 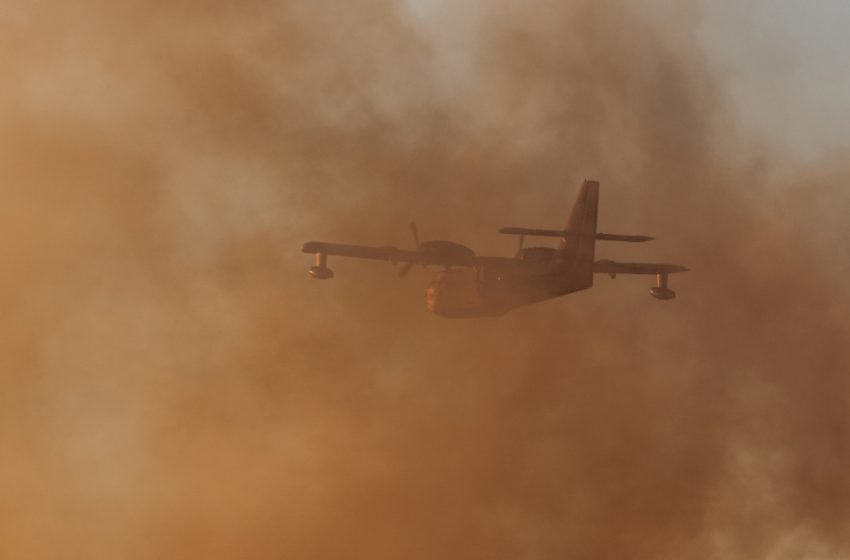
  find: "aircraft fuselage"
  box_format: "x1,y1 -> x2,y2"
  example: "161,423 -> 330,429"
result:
302,180 -> 689,317
425,260 -> 591,318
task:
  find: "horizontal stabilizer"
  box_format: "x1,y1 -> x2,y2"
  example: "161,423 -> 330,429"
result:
594,233 -> 654,242
499,227 -> 653,242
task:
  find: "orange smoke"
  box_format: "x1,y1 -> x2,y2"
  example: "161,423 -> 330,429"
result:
1,1 -> 848,558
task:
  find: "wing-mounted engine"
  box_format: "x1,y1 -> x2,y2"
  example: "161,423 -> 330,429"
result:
517,246 -> 556,262
418,240 -> 476,263
395,223 -> 476,278
301,227 -> 478,281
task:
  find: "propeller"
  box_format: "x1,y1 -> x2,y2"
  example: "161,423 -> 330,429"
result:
397,221 -> 420,278
410,221 -> 420,246
398,261 -> 414,278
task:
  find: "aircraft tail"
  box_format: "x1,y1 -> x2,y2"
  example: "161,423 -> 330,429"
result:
559,180 -> 599,283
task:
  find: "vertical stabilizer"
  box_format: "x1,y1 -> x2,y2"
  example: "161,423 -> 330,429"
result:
559,180 -> 599,284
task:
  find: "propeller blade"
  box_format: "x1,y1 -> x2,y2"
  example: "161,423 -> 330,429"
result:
398,262 -> 414,278
410,221 -> 420,246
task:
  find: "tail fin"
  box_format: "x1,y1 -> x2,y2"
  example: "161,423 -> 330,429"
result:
560,179 -> 599,263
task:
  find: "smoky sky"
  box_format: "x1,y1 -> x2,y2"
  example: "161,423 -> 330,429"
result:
1,1 -> 849,558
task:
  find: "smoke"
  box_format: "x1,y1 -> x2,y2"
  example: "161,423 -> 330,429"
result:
2,0 -> 849,558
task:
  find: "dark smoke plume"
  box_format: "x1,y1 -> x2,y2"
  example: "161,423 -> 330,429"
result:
2,1 -> 849,558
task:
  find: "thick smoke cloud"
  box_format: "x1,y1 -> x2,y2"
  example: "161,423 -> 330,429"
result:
2,1 -> 849,558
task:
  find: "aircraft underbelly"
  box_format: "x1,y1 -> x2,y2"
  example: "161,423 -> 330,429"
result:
425,270 -> 494,318
425,268 -> 588,318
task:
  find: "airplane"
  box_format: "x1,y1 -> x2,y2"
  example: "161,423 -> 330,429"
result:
301,180 -> 688,318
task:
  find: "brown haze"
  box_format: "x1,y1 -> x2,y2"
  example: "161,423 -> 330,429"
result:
1,1 -> 849,558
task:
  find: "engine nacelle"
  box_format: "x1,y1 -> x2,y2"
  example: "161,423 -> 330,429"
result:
517,246 -> 556,262
649,286 -> 676,300
419,240 -> 476,264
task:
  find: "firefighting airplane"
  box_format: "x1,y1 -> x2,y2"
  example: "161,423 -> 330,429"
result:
302,180 -> 688,318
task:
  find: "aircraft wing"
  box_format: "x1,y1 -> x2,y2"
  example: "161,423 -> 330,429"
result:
470,255 -> 529,268
302,241 -> 523,268
593,260 -> 689,275
302,241 -> 421,263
